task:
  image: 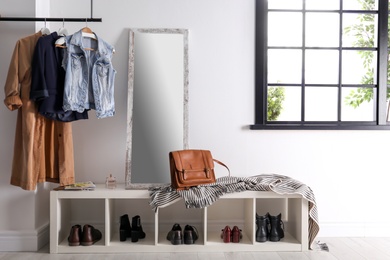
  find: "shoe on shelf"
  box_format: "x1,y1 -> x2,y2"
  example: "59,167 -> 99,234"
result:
131,215 -> 146,242
184,224 -> 198,244
81,224 -> 102,246
119,214 -> 132,242
221,225 -> 231,243
256,212 -> 270,243
167,223 -> 183,245
269,213 -> 285,242
68,224 -> 82,246
231,226 -> 242,243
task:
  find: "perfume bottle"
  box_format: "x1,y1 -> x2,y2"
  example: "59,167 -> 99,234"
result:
106,174 -> 116,189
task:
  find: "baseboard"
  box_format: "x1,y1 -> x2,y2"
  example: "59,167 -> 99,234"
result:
318,222 -> 390,237
0,222 -> 49,252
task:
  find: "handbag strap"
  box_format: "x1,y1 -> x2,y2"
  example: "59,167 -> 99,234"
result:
213,159 -> 230,177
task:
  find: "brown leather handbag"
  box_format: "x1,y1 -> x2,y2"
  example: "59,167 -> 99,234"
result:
169,149 -> 229,190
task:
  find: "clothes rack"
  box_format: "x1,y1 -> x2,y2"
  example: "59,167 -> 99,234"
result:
0,17 -> 102,22
0,0 -> 101,22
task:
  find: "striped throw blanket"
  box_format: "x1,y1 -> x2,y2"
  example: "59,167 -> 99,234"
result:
149,174 -> 319,249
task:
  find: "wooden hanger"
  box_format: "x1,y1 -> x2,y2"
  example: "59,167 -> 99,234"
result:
81,19 -> 96,40
55,27 -> 96,51
82,26 -> 92,33
55,19 -> 68,48
55,38 -> 66,48
82,27 -> 97,40
81,20 -> 96,51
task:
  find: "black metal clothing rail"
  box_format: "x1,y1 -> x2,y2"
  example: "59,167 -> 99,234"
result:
0,17 -> 102,22
0,0 -> 100,23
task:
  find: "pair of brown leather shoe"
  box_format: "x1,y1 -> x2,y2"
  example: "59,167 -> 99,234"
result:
221,225 -> 242,243
68,224 -> 102,246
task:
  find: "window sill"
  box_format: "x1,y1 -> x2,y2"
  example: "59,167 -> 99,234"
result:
250,123 -> 390,130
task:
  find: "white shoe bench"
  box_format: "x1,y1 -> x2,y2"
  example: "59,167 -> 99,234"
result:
50,184 -> 309,253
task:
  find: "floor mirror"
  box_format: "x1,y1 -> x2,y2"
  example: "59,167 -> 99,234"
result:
126,28 -> 189,189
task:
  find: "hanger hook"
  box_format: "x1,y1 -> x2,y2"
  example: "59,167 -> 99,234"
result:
85,18 -> 88,28
44,17 -> 47,27
63,18 -> 65,28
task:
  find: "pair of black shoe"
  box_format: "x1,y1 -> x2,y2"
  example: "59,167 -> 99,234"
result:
166,223 -> 198,245
256,213 -> 285,242
68,224 -> 102,246
119,214 -> 146,242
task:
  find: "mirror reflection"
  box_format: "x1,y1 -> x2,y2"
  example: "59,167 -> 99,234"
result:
126,28 -> 189,189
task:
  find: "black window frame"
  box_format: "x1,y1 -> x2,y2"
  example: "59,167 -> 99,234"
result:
251,0 -> 390,130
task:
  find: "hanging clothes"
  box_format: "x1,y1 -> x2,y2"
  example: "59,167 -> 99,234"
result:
3,31 -> 75,191
30,31 -> 89,122
62,29 -> 116,119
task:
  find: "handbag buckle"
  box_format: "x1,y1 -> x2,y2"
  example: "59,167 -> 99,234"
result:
205,168 -> 210,178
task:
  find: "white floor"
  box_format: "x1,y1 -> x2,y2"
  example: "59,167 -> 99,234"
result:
1,238 -> 390,260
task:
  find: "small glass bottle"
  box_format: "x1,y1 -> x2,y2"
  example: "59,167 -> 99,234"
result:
106,174 -> 117,189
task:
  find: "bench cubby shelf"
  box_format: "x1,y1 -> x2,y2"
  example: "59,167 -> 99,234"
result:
50,184 -> 309,253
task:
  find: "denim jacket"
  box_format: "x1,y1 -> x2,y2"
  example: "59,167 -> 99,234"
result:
62,29 -> 116,119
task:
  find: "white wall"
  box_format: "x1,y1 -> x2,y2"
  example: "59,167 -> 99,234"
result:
0,0 -> 390,251
0,0 -> 52,251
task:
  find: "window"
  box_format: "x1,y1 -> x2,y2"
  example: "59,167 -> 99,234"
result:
251,0 -> 390,130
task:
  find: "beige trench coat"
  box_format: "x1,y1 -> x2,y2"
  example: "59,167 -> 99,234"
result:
3,31 -> 75,190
